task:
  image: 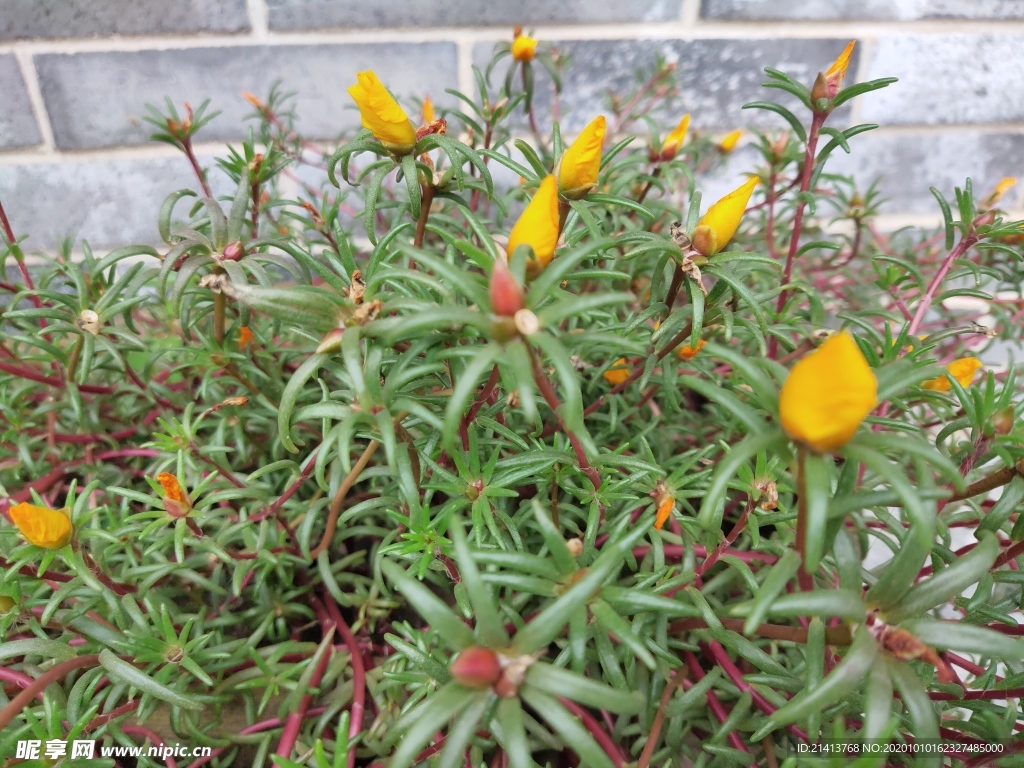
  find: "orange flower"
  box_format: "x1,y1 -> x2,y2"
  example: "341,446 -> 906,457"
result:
422,96 -> 435,125
922,357 -> 983,392
718,130 -> 742,153
157,472 -> 192,518
9,502 -> 73,549
655,492 -> 675,530
512,33 -> 538,62
677,339 -> 706,361
238,326 -> 254,349
604,358 -> 630,386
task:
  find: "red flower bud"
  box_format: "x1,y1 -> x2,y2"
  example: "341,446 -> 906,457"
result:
450,646 -> 502,688
489,259 -> 525,317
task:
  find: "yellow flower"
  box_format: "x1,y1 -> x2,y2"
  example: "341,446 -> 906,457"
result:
512,34 -> 538,62
677,339 -> 706,360
604,358 -> 630,386
779,331 -> 878,452
9,502 -> 73,549
691,177 -> 759,257
660,114 -> 690,161
718,129 -> 742,153
347,70 -> 417,154
558,116 -> 606,199
422,96 -> 435,125
922,357 -> 983,392
507,175 -> 561,277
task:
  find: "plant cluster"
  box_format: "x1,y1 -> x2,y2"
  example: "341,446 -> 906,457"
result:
2,29 -> 1024,768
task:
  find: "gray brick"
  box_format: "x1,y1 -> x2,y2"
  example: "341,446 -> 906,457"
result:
702,0 -> 1024,20
0,0 -> 250,40
473,38 -> 858,134
0,156 -> 233,250
862,35 -> 1024,125
35,43 -> 458,150
266,0 -> 681,30
828,131 -> 1024,214
0,55 -> 40,150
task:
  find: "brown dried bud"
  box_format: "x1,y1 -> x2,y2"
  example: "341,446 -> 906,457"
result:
513,309 -> 540,336
77,309 -> 101,335
565,538 -> 584,558
450,646 -> 502,688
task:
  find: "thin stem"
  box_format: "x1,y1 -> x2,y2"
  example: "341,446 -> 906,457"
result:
527,344 -> 600,492
322,593 -> 367,768
636,669 -> 684,768
183,137 -> 213,198
414,185 -> 435,248
769,112 -> 824,359
907,233 -> 980,336
0,654 -> 101,731
948,462 -> 1021,503
213,290 -> 226,346
795,445 -> 814,591
309,439 -> 381,560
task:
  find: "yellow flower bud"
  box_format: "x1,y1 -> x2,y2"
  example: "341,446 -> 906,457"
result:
921,357 -> 983,392
507,175 -> 561,278
718,129 -> 742,153
512,34 -> 538,62
604,358 -> 630,386
987,177 -> 1017,205
158,472 -> 193,519
659,114 -> 690,161
824,41 -> 856,97
691,177 -> 759,257
347,70 -> 418,154
779,331 -> 878,452
9,502 -> 73,549
655,492 -> 675,531
422,96 -> 435,125
557,115 -> 606,199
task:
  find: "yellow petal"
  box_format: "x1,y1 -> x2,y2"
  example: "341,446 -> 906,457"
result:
693,177 -> 759,256
508,175 -> 561,276
779,331 -> 878,452
558,116 -> 606,197
604,358 -> 630,386
989,177 -> 1017,203
718,129 -> 742,153
9,502 -> 73,549
922,357 -> 983,392
346,70 -> 417,152
512,35 -> 538,62
661,114 -> 690,160
825,41 -> 856,82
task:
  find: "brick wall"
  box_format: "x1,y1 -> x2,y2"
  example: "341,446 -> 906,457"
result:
1,0 -> 1023,250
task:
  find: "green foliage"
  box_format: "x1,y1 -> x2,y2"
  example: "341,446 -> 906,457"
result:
2,34 -> 1024,768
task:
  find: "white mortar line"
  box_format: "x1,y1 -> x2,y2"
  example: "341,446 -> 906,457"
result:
0,141 -> 226,166
246,0 -> 269,40
454,33 -> 475,101
680,0 -> 702,26
13,50 -> 56,154
3,17 -> 1024,57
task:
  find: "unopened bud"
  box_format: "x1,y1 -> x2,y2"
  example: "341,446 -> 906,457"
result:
992,406 -> 1017,436
655,491 -> 675,530
316,327 -> 345,354
158,472 -> 192,519
690,224 -> 717,258
0,595 -> 16,613
810,71 -> 830,109
490,259 -> 525,317
77,309 -> 101,335
566,538 -> 584,558
222,241 -> 245,262
450,646 -> 502,688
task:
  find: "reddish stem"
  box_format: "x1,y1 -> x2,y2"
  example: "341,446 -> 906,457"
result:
0,654 -> 100,731
558,698 -> 626,767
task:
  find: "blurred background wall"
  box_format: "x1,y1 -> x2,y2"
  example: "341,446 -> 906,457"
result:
0,0 -> 1022,251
